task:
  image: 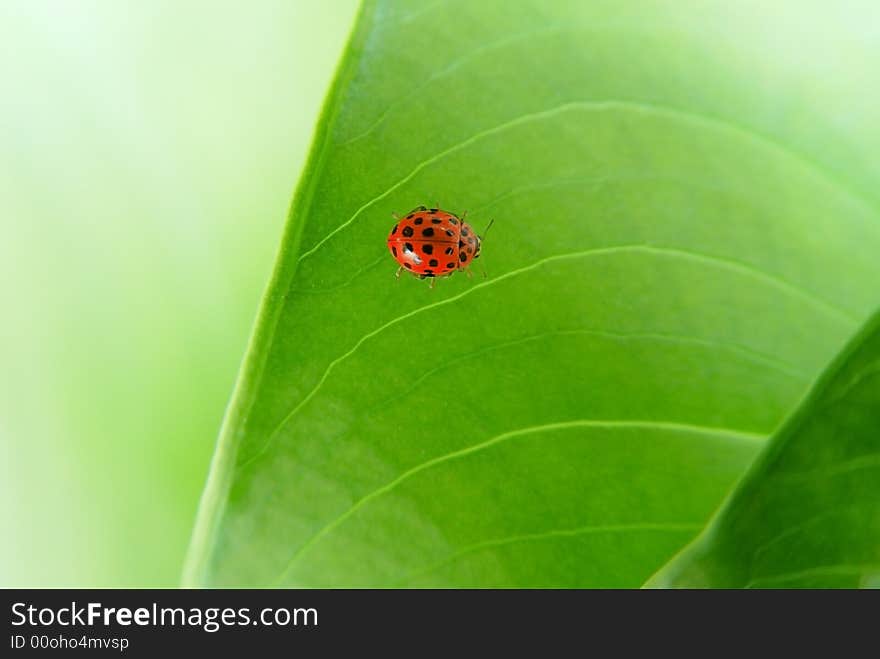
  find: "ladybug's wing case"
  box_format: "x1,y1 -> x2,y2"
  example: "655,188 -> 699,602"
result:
388,209 -> 461,277
390,240 -> 462,276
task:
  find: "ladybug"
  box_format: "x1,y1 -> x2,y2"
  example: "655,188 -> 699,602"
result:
386,205 -> 493,288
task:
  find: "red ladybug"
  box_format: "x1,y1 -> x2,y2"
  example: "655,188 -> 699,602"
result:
386,206 -> 492,288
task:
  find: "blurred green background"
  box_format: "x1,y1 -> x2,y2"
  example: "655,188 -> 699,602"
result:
0,0 -> 359,586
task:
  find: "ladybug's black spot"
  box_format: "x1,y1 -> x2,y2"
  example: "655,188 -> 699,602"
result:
416,205 -> 427,211
430,208 -> 438,213
405,214 -> 414,220
392,246 -> 398,257
462,228 -> 469,237
421,227 -> 435,237
458,240 -> 465,247
445,229 -> 455,237
404,263 -> 412,269
444,247 -> 454,255
414,217 -> 423,225
391,224 -> 398,234
402,226 -> 414,237
424,269 -> 434,276
422,243 -> 433,255
431,218 -> 442,224
446,262 -> 456,269
404,242 -> 414,252
449,218 -> 458,225
468,237 -> 475,246
429,259 -> 438,267
460,252 -> 468,262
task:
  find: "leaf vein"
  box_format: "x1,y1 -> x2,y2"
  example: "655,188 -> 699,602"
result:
337,19 -> 880,221
368,328 -> 807,416
394,522 -> 702,586
238,243 -> 852,469
340,25 -> 568,145
272,419 -> 762,585
302,100 -> 879,264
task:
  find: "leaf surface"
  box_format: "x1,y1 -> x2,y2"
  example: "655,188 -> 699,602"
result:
185,0 -> 880,587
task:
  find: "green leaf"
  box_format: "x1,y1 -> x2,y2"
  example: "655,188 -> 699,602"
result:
184,0 -> 880,586
647,309 -> 880,588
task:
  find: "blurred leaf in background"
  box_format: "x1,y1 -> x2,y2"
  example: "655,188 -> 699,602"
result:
0,0 -> 358,586
184,0 -> 880,587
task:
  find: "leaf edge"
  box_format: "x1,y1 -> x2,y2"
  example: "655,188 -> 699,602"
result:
180,0 -> 372,587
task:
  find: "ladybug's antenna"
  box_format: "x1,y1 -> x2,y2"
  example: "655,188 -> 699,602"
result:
476,218 -> 494,279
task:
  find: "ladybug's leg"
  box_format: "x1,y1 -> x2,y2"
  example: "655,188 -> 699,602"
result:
429,277 -> 436,290
395,266 -> 403,279
464,267 -> 473,279
391,212 -> 400,220
460,210 -> 468,221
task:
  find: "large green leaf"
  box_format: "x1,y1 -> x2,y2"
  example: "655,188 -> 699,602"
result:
184,0 -> 880,586
648,309 -> 880,588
